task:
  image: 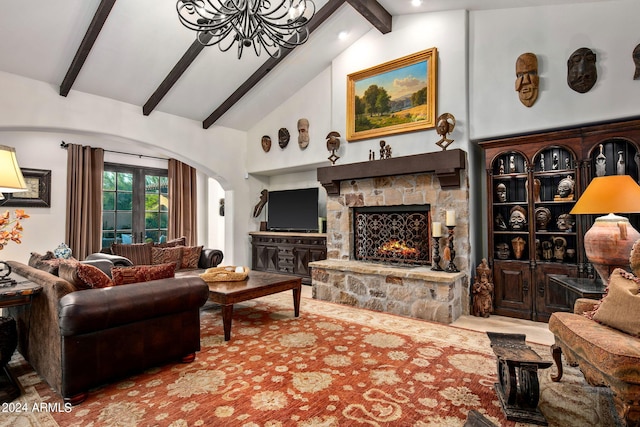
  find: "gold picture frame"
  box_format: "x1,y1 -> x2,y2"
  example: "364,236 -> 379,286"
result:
0,168 -> 51,208
347,48 -> 437,142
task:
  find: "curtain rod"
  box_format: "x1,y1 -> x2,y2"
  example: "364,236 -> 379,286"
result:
60,141 -> 168,161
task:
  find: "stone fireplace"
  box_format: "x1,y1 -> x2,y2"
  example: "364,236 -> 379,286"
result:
311,150 -> 470,324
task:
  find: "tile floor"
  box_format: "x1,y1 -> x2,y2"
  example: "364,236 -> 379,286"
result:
301,284 -> 554,346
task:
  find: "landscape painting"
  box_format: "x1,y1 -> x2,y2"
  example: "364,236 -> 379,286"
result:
347,48 -> 437,141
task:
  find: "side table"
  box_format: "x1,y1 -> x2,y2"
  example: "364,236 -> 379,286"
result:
0,274 -> 42,403
548,274 -> 606,310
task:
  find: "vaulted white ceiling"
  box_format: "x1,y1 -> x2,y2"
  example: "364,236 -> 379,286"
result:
0,0 -> 612,132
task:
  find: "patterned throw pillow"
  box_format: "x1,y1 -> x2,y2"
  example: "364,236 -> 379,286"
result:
151,246 -> 183,267
154,236 -> 187,248
111,263 -> 176,286
76,263 -> 114,289
111,242 -> 153,265
111,266 -> 146,285
181,246 -> 203,269
145,262 -> 177,281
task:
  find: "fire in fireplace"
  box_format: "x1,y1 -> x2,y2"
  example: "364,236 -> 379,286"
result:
353,205 -> 431,266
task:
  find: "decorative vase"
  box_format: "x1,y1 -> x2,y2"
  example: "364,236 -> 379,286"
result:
584,214 -> 640,283
54,242 -> 72,259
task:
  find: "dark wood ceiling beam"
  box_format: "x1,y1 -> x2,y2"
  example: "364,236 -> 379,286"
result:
59,0 -> 117,97
346,0 -> 392,34
143,33 -> 213,116
202,0 -> 350,129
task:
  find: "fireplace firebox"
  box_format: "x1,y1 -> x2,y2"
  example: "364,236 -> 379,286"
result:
353,205 -> 431,266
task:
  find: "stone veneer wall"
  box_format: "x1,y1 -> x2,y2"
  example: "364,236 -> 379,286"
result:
311,170 -> 471,323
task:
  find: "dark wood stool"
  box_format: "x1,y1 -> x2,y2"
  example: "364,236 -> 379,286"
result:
487,332 -> 552,426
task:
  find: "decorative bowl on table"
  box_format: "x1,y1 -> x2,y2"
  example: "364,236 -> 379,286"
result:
200,266 -> 249,282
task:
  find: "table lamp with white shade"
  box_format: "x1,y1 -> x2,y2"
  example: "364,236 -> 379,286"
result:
0,145 -> 28,286
570,175 -> 640,284
0,146 -> 27,193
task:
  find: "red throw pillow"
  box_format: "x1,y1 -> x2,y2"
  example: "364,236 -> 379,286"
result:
76,263 -> 114,289
111,263 -> 176,286
111,266 -> 147,286
145,262 -> 177,281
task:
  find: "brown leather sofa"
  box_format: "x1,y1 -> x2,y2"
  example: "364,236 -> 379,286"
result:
87,246 -> 224,269
7,260 -> 209,404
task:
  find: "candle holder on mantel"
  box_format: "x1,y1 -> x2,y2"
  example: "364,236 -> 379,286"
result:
445,225 -> 460,273
431,237 -> 443,271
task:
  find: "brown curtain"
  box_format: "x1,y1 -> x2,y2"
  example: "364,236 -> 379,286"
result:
168,158 -> 197,245
65,144 -> 104,260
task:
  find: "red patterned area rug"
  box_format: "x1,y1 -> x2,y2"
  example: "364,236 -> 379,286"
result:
3,293 -> 619,427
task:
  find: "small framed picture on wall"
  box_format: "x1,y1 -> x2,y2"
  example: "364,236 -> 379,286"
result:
1,168 -> 51,208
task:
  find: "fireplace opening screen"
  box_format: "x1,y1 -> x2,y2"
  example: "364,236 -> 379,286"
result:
353,205 -> 431,266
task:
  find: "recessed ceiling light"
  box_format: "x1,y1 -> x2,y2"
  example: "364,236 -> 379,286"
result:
338,31 -> 349,41
411,0 -> 423,7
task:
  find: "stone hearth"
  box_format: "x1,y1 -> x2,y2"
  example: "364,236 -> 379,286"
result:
311,150 -> 470,324
311,260 -> 466,323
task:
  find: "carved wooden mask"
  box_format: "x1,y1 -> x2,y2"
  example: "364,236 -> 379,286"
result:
297,118 -> 309,149
567,47 -> 597,93
515,53 -> 539,107
261,135 -> 271,152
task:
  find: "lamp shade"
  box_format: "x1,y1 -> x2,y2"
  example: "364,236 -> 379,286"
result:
0,145 -> 27,193
570,175 -> 640,215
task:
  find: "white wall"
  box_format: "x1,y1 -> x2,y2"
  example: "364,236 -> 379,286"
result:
245,10 -> 480,269
469,0 -> 640,260
245,66 -> 332,249
247,67 -> 333,175
469,0 -> 640,139
331,10 -> 480,270
331,11 -> 470,161
0,71 -> 248,265
0,133 -> 67,262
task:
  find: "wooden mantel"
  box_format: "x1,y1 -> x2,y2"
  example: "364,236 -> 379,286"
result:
317,149 -> 466,195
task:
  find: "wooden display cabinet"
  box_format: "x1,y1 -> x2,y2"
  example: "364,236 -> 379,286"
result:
480,117 -> 640,322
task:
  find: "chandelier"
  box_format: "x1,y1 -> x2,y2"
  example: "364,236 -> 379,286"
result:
176,0 -> 316,59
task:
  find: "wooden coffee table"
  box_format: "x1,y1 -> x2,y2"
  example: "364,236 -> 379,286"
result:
206,271 -> 302,341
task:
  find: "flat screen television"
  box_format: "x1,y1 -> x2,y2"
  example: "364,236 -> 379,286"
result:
267,188 -> 319,232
